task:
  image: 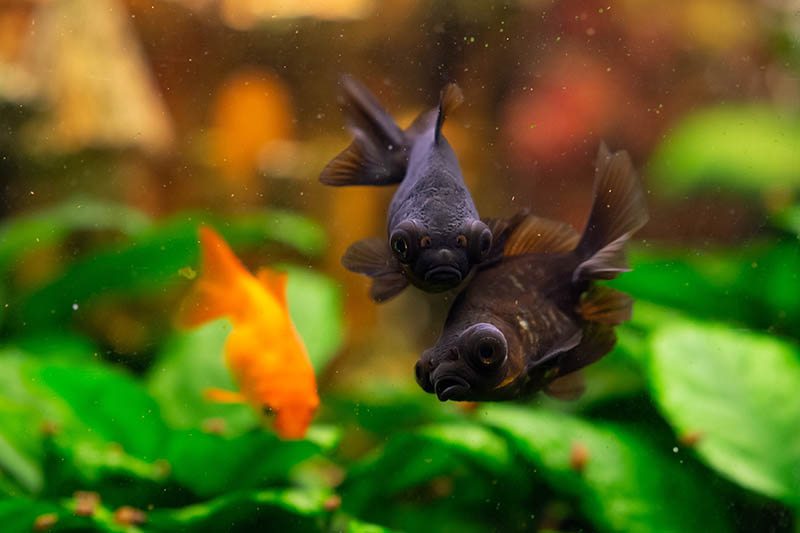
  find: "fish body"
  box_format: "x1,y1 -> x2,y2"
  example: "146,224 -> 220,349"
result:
320,77 -> 492,302
415,144 -> 648,402
179,227 -> 319,439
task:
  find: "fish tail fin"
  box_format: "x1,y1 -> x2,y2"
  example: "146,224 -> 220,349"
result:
319,75 -> 409,186
572,143 -> 649,282
178,226 -> 247,327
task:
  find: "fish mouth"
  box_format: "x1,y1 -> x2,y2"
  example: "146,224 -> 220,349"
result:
434,375 -> 470,402
424,265 -> 463,285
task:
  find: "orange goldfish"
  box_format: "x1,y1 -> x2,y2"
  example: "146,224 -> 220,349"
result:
179,226 -> 319,439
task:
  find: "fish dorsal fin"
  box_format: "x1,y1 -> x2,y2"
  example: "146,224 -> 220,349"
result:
256,268 -> 288,309
544,370 -> 586,401
503,215 -> 580,257
434,83 -> 464,145
577,285 -> 633,325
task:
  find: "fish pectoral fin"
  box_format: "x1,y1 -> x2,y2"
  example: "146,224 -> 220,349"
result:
544,370 -> 586,401
557,323 -> 617,377
204,387 -> 247,404
531,329 -> 584,368
256,268 -> 289,309
369,272 -> 409,302
577,285 -> 634,325
342,238 -> 398,277
502,215 -> 580,257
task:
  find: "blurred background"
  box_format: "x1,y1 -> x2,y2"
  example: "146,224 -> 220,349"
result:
0,0 -> 798,532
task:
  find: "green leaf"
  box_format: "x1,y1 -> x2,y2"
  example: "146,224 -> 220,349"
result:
774,205 -> 800,238
648,322 -> 800,504
146,488 -> 329,533
37,364 -> 168,461
0,499 -> 61,533
17,210 -> 325,329
281,264 -> 344,373
649,106 -> 800,193
165,429 -> 329,499
147,320 -> 254,434
612,242 -> 800,336
0,197 -> 152,274
42,436 -> 172,508
481,406 -> 729,533
341,422 -> 533,533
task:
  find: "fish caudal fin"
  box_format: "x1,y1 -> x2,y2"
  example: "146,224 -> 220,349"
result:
572,143 -> 649,282
341,238 -> 409,302
319,75 -> 409,186
178,227 -> 247,327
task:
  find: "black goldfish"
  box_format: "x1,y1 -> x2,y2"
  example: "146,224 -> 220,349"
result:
415,144 -> 648,402
319,76 -> 492,302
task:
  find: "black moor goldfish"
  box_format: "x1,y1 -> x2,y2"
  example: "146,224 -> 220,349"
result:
319,76 -> 492,301
415,144 -> 648,402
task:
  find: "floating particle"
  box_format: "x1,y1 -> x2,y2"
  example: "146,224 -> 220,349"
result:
178,266 -> 197,280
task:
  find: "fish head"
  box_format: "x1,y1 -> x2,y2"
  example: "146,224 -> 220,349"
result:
391,219 -> 492,291
271,394 -> 319,440
415,320 -> 524,401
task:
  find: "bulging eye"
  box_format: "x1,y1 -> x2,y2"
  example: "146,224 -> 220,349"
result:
420,235 -> 432,249
390,220 -> 422,264
392,236 -> 408,258
456,235 -> 467,248
461,323 -> 508,374
466,220 -> 493,263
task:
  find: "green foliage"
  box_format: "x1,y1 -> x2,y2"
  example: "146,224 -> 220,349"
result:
649,106 -> 800,193
15,209 -> 326,329
281,264 -> 345,372
648,322 -> 800,505
611,242 -> 800,336
0,197 -> 152,274
482,405 -> 729,533
0,196 -> 799,532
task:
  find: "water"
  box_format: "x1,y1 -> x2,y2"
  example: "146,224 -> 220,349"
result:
0,1 -> 797,532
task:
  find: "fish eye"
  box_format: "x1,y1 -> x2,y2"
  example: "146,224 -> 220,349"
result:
420,235 -> 432,249
461,323 -> 508,373
478,342 -> 495,363
393,236 -> 408,256
390,221 -> 422,264
480,232 -> 492,255
456,235 -> 467,248
467,221 -> 493,262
